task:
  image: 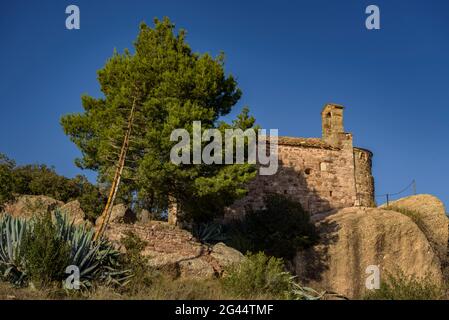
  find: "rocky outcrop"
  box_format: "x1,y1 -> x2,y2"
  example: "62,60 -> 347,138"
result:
59,200 -> 87,225
104,221 -> 244,279
1,195 -> 90,225
2,195 -> 64,218
380,194 -> 448,263
294,206 -> 445,299
138,209 -> 151,223
96,204 -> 137,226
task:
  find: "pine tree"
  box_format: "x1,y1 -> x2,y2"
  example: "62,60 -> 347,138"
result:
61,17 -> 257,234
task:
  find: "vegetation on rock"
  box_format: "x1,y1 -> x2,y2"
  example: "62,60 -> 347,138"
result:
363,272 -> 447,300
225,194 -> 318,259
0,153 -> 105,220
0,211 -> 128,289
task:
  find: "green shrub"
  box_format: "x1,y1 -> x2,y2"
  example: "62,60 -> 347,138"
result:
23,212 -> 71,287
0,153 -> 15,210
0,153 -> 106,221
72,175 -> 106,221
363,272 -> 446,300
225,194 -> 318,259
120,231 -> 158,293
0,212 -> 129,289
222,252 -> 293,299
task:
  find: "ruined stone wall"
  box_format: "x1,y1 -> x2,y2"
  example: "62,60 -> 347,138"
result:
353,148 -> 375,207
225,142 -> 358,219
106,221 -> 203,256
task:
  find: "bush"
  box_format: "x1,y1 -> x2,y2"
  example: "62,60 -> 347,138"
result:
222,252 -> 293,299
119,231 -> 157,293
23,212 -> 71,287
0,153 -> 106,221
0,153 -> 15,210
0,212 -> 128,289
225,194 -> 318,259
363,272 -> 446,300
72,175 -> 106,221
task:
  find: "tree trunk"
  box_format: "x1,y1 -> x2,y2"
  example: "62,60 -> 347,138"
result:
94,98 -> 137,241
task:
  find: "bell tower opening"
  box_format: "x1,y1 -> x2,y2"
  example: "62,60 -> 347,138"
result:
321,103 -> 345,147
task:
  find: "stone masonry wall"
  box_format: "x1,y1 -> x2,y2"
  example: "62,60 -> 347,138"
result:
354,148 -> 375,207
224,104 -> 375,220
225,142 -> 358,219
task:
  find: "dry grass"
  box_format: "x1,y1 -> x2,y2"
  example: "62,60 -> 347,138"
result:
0,275 -> 280,300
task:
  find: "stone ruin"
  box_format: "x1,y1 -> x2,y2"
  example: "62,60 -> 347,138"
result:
225,103 -> 375,219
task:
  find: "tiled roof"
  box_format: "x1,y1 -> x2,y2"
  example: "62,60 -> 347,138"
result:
277,136 -> 338,150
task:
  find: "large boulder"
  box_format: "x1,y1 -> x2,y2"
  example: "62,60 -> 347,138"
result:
95,203 -> 137,226
210,242 -> 245,269
380,194 -> 448,262
59,200 -> 87,225
104,222 -> 244,279
294,207 -> 444,299
110,204 -> 137,223
138,209 -> 152,223
1,195 -> 90,226
2,195 -> 64,218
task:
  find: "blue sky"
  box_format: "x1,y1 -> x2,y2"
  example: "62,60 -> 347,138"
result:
1,0 -> 448,208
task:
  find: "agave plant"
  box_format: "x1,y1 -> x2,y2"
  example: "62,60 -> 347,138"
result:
290,282 -> 348,300
192,222 -> 228,244
0,215 -> 28,286
54,211 -> 131,288
0,212 -> 130,288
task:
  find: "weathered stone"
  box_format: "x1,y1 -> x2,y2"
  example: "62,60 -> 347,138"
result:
104,222 -> 244,279
225,104 -> 375,221
210,242 -> 245,269
59,200 -> 87,225
2,195 -> 64,218
109,203 -> 137,224
381,194 -> 449,263
138,209 -> 151,223
294,207 -> 444,299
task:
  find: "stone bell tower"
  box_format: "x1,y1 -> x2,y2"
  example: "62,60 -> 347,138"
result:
321,103 -> 350,148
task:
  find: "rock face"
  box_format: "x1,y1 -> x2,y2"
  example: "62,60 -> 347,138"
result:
294,207 -> 445,299
1,195 -> 89,225
2,195 -> 64,218
104,221 -> 244,279
59,200 -> 87,225
138,209 -> 151,223
380,194 -> 448,263
109,204 -> 137,224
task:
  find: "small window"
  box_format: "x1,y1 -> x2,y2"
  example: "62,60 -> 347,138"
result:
320,162 -> 327,171
325,112 -> 332,128
329,191 -> 333,197
305,168 -> 311,175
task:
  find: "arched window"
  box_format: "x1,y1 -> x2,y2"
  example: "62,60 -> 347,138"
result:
325,112 -> 332,129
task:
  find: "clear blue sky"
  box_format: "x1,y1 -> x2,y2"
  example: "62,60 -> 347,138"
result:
1,0 -> 448,208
